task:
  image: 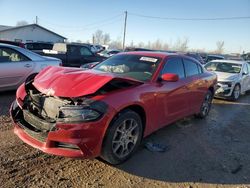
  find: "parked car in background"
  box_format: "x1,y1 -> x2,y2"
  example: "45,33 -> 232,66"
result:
185,52 -> 206,64
98,49 -> 121,57
204,60 -> 250,100
205,54 -> 225,63
40,43 -> 106,67
242,52 -> 250,61
0,43 -> 61,92
11,51 -> 216,164
25,42 -> 53,53
90,44 -> 105,53
0,40 -> 25,48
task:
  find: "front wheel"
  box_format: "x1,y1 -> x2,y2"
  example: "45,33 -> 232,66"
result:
231,84 -> 241,101
196,90 -> 213,118
101,110 -> 143,165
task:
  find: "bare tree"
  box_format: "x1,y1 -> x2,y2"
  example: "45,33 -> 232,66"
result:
103,33 -> 111,45
109,38 -> 122,49
93,30 -> 110,45
16,20 -> 28,26
216,41 -> 224,54
151,39 -> 162,50
172,37 -> 189,52
93,30 -> 103,44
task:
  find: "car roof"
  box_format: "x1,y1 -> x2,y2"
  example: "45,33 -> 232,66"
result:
0,43 -> 21,49
120,51 -> 177,58
207,54 -> 224,58
210,59 -> 246,65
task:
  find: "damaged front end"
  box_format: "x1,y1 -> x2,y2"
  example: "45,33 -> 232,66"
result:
11,66 -> 143,158
11,76 -> 109,157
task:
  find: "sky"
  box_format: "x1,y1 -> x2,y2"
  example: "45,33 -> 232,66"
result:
0,0 -> 250,53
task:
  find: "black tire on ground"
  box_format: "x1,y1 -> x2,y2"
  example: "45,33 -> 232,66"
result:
231,84 -> 241,101
196,90 -> 213,119
101,110 -> 143,165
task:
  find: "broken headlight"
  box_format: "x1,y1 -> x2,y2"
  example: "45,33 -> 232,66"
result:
59,106 -> 101,122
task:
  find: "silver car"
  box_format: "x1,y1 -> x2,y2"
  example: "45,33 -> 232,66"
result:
205,60 -> 250,100
0,43 -> 61,92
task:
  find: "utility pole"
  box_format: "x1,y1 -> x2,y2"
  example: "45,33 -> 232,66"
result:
122,11 -> 127,50
36,16 -> 38,25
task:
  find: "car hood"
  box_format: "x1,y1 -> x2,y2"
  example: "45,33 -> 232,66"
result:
213,71 -> 239,82
33,66 -> 143,97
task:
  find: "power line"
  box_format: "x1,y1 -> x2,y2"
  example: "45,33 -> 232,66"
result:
39,13 -> 123,29
129,12 -> 250,21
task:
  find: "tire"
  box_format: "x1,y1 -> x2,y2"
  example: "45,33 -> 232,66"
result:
101,110 -> 143,165
231,84 -> 241,101
196,90 -> 213,118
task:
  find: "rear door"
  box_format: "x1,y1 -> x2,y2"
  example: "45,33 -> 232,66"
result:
0,47 -> 33,90
155,57 -> 189,127
183,57 -> 206,113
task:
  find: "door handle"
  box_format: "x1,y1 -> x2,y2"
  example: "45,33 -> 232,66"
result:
24,64 -> 31,68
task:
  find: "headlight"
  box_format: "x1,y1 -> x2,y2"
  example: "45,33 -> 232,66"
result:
218,81 -> 232,87
59,106 -> 101,122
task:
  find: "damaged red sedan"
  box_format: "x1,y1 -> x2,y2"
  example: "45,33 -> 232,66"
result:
11,52 -> 217,164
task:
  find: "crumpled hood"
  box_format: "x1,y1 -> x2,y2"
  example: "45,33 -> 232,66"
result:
33,66 -> 142,97
214,71 -> 239,82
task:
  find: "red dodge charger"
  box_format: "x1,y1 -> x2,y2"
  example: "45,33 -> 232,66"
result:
11,52 -> 217,164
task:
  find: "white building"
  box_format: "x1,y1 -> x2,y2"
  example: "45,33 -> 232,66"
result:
0,24 -> 66,43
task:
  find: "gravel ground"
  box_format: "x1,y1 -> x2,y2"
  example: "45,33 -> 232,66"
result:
0,90 -> 250,188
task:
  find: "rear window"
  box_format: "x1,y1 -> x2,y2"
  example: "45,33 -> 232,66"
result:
183,58 -> 199,77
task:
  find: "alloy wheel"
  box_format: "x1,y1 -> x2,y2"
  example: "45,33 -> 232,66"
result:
112,119 -> 139,159
201,92 -> 212,116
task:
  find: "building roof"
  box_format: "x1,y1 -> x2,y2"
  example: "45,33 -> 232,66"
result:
0,24 -> 67,39
0,25 -> 13,31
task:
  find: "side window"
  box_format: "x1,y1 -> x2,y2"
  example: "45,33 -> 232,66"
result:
0,47 -> 29,63
161,57 -> 185,79
243,64 -> 249,74
80,47 -> 93,56
68,45 -> 78,55
183,58 -> 199,77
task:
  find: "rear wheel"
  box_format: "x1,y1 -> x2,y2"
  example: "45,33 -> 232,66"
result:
231,84 -> 241,101
196,90 -> 213,118
101,110 -> 143,165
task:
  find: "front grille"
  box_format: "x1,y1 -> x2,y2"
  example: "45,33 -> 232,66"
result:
12,102 -> 51,143
19,121 -> 48,143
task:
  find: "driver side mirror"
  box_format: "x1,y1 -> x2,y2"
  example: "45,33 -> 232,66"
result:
161,73 -> 179,82
242,71 -> 248,76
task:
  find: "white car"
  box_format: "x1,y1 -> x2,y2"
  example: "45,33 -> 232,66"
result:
0,43 -> 61,92
204,60 -> 250,100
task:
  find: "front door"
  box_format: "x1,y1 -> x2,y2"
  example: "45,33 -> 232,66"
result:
155,57 -> 189,128
0,47 -> 33,90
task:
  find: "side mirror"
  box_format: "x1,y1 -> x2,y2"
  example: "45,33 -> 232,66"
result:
161,73 -> 179,82
242,71 -> 248,76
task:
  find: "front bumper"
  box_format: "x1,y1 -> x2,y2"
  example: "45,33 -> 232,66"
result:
215,82 -> 234,97
10,100 -> 110,158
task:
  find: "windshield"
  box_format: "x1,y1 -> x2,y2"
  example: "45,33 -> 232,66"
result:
93,54 -> 161,81
205,61 -> 242,73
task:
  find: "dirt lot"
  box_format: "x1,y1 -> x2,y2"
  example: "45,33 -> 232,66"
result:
0,91 -> 250,188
